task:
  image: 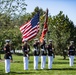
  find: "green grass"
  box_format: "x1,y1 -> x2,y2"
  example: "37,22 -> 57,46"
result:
0,54 -> 76,75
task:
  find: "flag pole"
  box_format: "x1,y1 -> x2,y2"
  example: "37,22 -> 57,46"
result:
46,8 -> 48,43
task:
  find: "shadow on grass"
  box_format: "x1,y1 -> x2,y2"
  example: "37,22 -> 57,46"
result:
14,61 -> 76,64
0,71 -> 7,75
58,58 -> 69,60
0,72 -> 36,75
0,73 -> 6,75
53,62 -> 69,64
45,68 -> 76,70
0,68 -> 76,75
10,71 -> 36,74
29,61 -> 69,64
53,62 -> 76,64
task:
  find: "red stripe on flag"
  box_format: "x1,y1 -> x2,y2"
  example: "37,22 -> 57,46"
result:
20,13 -> 39,42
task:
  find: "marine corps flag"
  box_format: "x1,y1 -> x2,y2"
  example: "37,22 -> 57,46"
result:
40,9 -> 48,43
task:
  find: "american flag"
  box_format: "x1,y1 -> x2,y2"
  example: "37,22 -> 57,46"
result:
20,13 -> 39,42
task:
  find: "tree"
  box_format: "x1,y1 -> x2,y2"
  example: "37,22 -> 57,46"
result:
0,0 -> 27,17
48,11 -> 75,55
0,0 -> 28,28
0,0 -> 27,59
0,3 -> 75,58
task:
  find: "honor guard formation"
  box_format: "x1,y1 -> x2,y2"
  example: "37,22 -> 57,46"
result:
4,39 -> 13,73
40,39 -> 47,69
33,39 -> 40,70
68,41 -> 75,66
3,39 -> 76,73
22,40 -> 30,70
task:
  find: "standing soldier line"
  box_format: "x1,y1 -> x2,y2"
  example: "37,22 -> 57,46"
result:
22,40 -> 30,70
3,39 -> 76,73
40,39 -> 47,69
68,41 -> 75,66
3,39 -> 55,73
47,40 -> 54,69
4,39 -> 13,73
33,39 -> 40,70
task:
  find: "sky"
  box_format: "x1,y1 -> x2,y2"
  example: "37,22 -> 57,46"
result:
25,0 -> 76,26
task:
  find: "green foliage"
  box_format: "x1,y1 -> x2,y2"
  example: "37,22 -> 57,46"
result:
0,27 -> 22,49
48,11 -> 75,54
0,3 -> 76,56
0,0 -> 27,51
0,0 -> 27,16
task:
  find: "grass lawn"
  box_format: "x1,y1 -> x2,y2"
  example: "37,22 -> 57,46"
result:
0,54 -> 76,75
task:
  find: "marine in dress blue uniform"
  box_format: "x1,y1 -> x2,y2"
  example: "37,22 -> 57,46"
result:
40,39 -> 47,69
68,41 -> 75,66
4,39 -> 12,73
22,40 -> 30,70
33,39 -> 40,70
47,40 -> 54,69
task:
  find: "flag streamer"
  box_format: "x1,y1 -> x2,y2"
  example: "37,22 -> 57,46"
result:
40,9 -> 48,43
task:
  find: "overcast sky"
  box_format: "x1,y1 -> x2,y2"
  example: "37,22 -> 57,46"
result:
25,0 -> 76,26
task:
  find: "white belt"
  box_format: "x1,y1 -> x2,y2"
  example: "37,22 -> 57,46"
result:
41,49 -> 44,51
69,50 -> 74,51
34,49 -> 38,51
34,49 -> 36,50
